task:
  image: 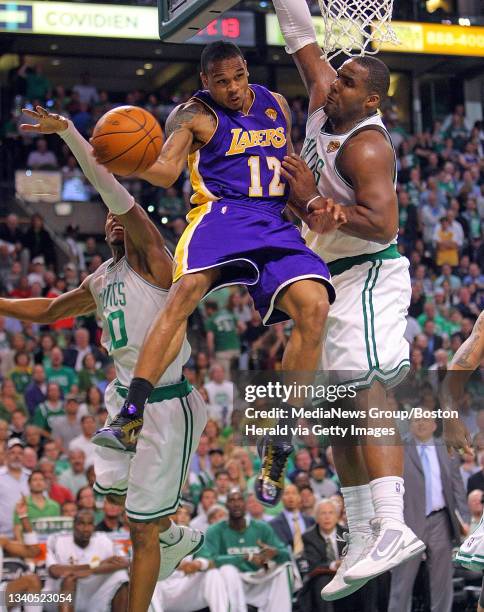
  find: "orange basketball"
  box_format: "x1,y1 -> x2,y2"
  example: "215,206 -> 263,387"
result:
91,106 -> 163,176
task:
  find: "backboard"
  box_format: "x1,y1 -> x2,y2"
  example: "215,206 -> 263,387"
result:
159,0 -> 240,43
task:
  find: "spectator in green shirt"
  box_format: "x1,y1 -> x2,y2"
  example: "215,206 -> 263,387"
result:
45,347 -> 78,395
196,489 -> 292,611
0,378 -> 28,423
205,301 -> 243,376
32,382 -> 64,436
13,469 -> 60,541
9,351 -> 32,394
77,353 -> 105,392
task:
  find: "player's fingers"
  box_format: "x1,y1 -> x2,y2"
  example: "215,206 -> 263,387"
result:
281,159 -> 300,174
19,124 -> 40,132
36,105 -> 49,116
21,108 -> 39,118
280,167 -> 295,183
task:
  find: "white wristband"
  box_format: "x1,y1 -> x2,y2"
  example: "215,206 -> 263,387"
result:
306,195 -> 322,214
23,531 -> 38,545
273,0 -> 317,55
197,558 -> 209,571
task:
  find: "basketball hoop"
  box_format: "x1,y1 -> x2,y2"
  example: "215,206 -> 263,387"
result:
318,0 -> 399,61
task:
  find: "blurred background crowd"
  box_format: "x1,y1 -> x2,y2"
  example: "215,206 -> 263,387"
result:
0,14 -> 483,612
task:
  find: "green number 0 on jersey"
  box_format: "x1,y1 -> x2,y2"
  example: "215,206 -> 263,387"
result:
107,310 -> 128,349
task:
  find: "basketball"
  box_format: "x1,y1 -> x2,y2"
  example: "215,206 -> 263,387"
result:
91,106 -> 163,176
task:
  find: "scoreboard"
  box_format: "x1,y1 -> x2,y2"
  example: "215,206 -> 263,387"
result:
159,0 -> 240,42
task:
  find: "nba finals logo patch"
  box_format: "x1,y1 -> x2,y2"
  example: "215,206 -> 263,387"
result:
327,140 -> 341,153
265,108 -> 277,121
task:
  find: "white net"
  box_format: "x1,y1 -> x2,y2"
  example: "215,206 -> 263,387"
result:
318,0 -> 399,60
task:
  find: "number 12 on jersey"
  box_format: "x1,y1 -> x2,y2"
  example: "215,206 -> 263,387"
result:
248,156 -> 285,197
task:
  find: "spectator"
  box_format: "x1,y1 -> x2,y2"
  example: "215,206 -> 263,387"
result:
22,445 -> 38,471
420,192 -> 446,245
0,438 -> 29,537
299,498 -> 366,612
45,347 -> 78,395
38,459 -> 74,506
0,378 -> 27,423
9,350 -> 32,394
64,327 -> 105,372
270,484 -> 314,553
9,408 -> 27,439
80,385 -> 104,418
22,214 -> 56,269
78,353 -> 104,392
32,381 -> 64,436
69,414 -> 97,467
289,448 -> 312,482
13,469 -> 61,540
61,500 -> 78,518
309,457 -> 339,499
196,489 -> 293,612
0,500 -> 42,603
26,137 -> 58,169
0,213 -> 24,253
300,485 -> 317,519
51,394 -> 83,452
45,510 -> 129,612
58,449 -> 88,496
96,498 -> 124,532
214,469 -> 231,505
204,363 -> 234,429
433,216 -> 461,267
204,300 -> 243,375
468,451 -> 484,494
388,417 -> 469,612
73,72 -> 99,105
245,491 -> 271,522
459,450 -> 480,492
468,489 -> 484,533
190,487 -> 218,532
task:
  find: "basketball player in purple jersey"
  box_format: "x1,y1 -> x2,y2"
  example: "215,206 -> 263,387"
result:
92,41 -> 345,508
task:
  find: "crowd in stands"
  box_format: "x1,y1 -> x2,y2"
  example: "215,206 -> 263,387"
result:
0,59 -> 482,610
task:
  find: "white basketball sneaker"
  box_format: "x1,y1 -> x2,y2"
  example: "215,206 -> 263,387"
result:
455,517 -> 484,570
344,518 -> 425,583
158,526 -> 205,580
321,529 -> 375,601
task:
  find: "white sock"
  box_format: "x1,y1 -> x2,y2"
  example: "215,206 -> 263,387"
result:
370,476 -> 405,522
159,520 -> 182,545
341,484 -> 375,533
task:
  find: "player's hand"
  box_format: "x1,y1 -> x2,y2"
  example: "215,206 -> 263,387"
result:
257,540 -> 278,561
306,201 -> 347,234
281,154 -> 318,207
20,105 -> 68,134
179,560 -> 201,574
442,418 -> 473,457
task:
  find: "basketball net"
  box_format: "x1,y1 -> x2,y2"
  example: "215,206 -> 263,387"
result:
318,0 -> 399,60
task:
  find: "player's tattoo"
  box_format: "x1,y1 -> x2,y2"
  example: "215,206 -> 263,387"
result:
165,101 -> 216,142
273,92 -> 292,131
453,312 -> 484,369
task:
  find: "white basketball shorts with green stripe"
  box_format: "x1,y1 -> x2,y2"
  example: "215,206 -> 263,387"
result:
94,377 -> 207,522
321,247 -> 411,389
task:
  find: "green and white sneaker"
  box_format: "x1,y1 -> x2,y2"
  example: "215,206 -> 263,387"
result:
158,526 -> 205,580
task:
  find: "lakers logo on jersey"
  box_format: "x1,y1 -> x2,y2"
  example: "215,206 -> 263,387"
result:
327,140 -> 341,153
265,108 -> 277,121
226,127 -> 286,156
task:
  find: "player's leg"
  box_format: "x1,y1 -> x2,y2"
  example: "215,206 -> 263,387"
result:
111,582 -> 129,612
255,278 -> 330,505
128,518 -> 167,612
58,575 -> 77,612
92,268 -> 218,451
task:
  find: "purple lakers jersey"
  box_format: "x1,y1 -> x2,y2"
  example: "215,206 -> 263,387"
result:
188,84 -> 288,214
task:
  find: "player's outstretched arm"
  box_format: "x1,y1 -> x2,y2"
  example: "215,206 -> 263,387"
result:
138,100 -> 216,187
272,0 -> 336,114
21,107 -> 172,286
0,277 -> 96,324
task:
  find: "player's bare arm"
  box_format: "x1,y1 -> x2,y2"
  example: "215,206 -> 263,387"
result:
138,100 -> 216,187
282,130 -> 395,242
0,276 -> 96,323
272,0 -> 336,114
441,311 -> 484,454
0,536 -> 40,558
20,106 -> 173,289
272,92 -> 294,154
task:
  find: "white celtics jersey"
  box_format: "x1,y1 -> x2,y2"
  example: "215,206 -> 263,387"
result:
301,108 -> 397,263
89,257 -> 190,387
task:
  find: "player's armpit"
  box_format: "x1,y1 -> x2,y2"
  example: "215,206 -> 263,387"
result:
293,43 -> 336,115
337,131 -> 397,244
